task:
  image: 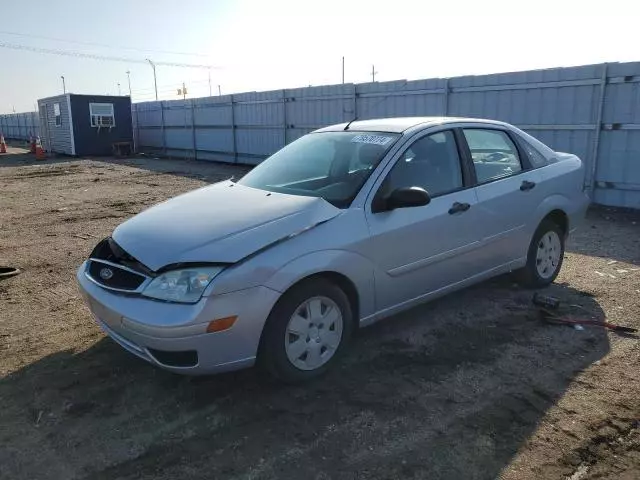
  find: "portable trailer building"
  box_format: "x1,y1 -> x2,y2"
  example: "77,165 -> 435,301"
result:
37,94 -> 133,156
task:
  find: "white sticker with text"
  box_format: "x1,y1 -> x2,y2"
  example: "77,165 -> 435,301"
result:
350,134 -> 394,146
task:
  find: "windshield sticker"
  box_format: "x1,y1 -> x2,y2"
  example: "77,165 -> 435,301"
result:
350,134 -> 394,146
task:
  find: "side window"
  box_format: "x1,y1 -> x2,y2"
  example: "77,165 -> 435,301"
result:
463,129 -> 522,183
54,103 -> 61,127
383,130 -> 463,198
519,137 -> 549,167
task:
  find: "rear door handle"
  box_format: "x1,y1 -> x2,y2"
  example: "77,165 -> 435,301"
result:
448,202 -> 471,214
520,180 -> 536,191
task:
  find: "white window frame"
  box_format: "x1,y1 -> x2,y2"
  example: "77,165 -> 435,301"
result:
54,103 -> 61,127
89,102 -> 115,128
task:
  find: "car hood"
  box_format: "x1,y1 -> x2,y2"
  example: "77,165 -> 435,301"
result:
112,181 -> 341,271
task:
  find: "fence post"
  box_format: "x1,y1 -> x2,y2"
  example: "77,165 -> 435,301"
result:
588,63 -> 608,195
230,94 -> 237,163
159,101 -> 166,157
353,84 -> 358,120
282,89 -> 287,149
191,99 -> 197,160
133,104 -> 138,154
443,78 -> 450,116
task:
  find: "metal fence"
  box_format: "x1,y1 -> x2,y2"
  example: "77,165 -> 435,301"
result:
0,111 -> 39,141
2,61 -> 639,208
132,61 -> 640,209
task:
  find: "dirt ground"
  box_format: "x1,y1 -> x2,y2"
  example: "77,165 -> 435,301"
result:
0,146 -> 639,480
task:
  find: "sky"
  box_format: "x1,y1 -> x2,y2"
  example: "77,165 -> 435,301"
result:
1,0 -> 639,113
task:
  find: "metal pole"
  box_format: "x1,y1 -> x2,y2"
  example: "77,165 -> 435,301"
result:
133,104 -> 138,154
588,63 -> 608,195
191,99 -> 197,160
146,59 -> 158,101
126,70 -> 132,96
160,101 -> 166,156
218,85 -> 222,96
61,76 -> 66,94
117,83 -> 121,96
342,56 -> 345,84
208,69 -> 212,96
182,81 -> 186,100
282,89 -> 287,148
371,65 -> 375,83
230,94 -> 237,163
443,78 -> 450,115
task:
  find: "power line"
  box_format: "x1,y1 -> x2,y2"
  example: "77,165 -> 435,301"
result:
0,42 -> 216,69
0,29 -> 210,57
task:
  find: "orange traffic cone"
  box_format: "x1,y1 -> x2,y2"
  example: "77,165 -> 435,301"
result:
35,136 -> 46,160
30,135 -> 36,153
0,134 -> 6,154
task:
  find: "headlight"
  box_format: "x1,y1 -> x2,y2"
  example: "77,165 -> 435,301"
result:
141,267 -> 224,303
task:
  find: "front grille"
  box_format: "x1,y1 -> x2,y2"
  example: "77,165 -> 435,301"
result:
87,259 -> 147,291
90,237 -> 151,275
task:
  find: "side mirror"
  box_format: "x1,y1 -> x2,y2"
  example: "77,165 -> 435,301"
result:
379,187 -> 431,212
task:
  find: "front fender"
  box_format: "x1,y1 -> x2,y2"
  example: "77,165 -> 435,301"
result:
264,250 -> 376,321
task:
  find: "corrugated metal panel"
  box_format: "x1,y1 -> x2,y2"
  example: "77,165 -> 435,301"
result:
0,111 -> 39,140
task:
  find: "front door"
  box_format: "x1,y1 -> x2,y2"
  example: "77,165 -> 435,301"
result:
364,129 -> 484,313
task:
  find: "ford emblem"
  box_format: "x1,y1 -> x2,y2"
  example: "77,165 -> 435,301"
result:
99,267 -> 114,280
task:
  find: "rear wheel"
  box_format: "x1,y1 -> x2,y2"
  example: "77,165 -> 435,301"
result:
517,219 -> 565,288
259,278 -> 353,383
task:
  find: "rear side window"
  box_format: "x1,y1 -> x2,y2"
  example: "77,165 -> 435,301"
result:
463,129 -> 522,183
519,137 -> 550,167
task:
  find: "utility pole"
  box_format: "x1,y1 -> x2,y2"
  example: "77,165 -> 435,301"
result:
126,70 -> 132,97
371,65 -> 377,83
218,85 -> 221,96
342,56 -> 345,84
61,75 -> 66,94
117,83 -> 121,96
182,81 -> 186,100
208,68 -> 212,96
146,59 -> 158,101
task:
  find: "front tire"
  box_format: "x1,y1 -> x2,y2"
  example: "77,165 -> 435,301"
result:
517,219 -> 565,288
259,278 -> 354,383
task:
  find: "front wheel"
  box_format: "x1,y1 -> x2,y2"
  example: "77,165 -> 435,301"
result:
517,220 -> 565,288
259,278 -> 354,383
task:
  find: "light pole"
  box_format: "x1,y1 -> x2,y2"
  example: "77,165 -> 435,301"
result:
117,83 -> 121,96
208,68 -> 212,96
146,59 -> 158,101
126,70 -> 132,97
61,76 -> 66,94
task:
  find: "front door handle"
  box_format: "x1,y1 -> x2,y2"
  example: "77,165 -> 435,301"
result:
448,202 -> 471,214
520,180 -> 536,191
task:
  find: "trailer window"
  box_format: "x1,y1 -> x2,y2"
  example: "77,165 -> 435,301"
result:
54,103 -> 61,127
89,103 -> 115,128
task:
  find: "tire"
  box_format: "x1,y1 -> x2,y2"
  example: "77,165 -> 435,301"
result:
259,278 -> 354,383
517,219 -> 565,288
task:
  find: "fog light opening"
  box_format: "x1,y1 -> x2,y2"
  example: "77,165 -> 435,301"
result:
206,315 -> 238,333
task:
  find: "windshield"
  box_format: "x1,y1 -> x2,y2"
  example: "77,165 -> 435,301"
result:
237,131 -> 400,208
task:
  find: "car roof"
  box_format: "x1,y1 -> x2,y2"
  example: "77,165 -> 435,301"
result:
314,116 -> 509,134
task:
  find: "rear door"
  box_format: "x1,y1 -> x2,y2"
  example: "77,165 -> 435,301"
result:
364,129 -> 484,313
461,127 -> 542,268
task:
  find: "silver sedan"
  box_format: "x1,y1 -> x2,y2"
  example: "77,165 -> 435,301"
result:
77,117 -> 589,382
